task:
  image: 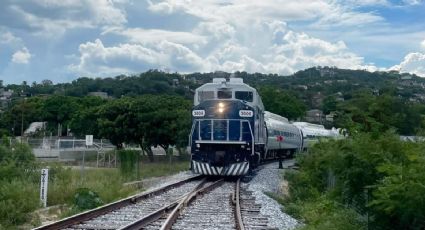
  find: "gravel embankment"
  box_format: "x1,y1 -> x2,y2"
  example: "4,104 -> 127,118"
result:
242,161 -> 299,230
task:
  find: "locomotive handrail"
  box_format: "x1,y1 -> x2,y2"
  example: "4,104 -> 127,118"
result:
191,118 -> 255,157
195,140 -> 246,144
192,118 -> 253,142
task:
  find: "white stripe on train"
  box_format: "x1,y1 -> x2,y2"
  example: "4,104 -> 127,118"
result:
192,161 -> 250,176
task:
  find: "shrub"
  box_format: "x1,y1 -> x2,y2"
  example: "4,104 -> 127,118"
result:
0,180 -> 39,228
73,188 -> 103,210
117,150 -> 139,178
285,132 -> 425,229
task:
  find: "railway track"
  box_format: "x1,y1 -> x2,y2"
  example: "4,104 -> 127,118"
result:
35,163 -> 285,230
154,178 -> 272,230
34,175 -> 204,230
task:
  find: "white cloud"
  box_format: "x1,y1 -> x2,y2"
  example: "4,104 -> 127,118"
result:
70,39 -> 160,75
109,28 -> 206,46
402,0 -> 423,5
68,1 -> 425,78
421,39 -> 425,49
194,21 -> 236,41
75,15 -> 377,76
391,52 -> 425,77
146,0 -> 384,28
193,18 -> 373,74
87,0 -> 127,26
0,30 -> 22,44
3,0 -> 127,37
12,47 -> 32,64
9,5 -> 94,36
70,39 -> 207,76
310,3 -> 384,28
33,0 -> 127,26
347,0 -> 389,6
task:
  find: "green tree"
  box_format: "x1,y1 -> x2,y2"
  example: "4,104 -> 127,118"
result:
287,132 -> 425,230
322,95 -> 338,114
130,95 -> 191,162
259,86 -> 306,120
334,91 -> 423,135
96,98 -> 134,149
42,95 -> 80,136
68,96 -> 106,137
4,97 -> 44,136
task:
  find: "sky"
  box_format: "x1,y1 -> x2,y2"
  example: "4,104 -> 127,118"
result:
0,0 -> 424,84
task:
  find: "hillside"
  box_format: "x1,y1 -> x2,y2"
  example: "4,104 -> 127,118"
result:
1,67 -> 424,137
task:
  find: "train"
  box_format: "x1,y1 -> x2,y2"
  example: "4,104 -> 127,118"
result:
189,77 -> 340,176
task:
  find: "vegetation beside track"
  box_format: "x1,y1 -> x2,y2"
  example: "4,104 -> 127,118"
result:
0,143 -> 190,229
272,132 -> 425,230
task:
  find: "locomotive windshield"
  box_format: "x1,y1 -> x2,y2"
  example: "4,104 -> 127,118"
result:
217,90 -> 232,99
235,91 -> 253,102
198,91 -> 214,102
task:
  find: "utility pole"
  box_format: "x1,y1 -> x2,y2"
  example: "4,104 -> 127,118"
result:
20,97 -> 26,142
21,109 -> 24,140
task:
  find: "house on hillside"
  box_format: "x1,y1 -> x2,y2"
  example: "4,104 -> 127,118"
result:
305,109 -> 324,124
0,88 -> 13,111
88,91 -> 110,99
316,66 -> 336,77
311,92 -> 324,108
296,85 -> 308,90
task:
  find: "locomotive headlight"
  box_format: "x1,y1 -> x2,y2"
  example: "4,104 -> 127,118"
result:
217,102 -> 225,113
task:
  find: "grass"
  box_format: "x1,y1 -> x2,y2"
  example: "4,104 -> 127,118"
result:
137,161 -> 189,179
47,166 -> 138,207
0,158 -> 190,229
49,159 -> 190,209
263,169 -> 367,230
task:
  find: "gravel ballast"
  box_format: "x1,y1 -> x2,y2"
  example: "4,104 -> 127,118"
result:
242,161 -> 299,230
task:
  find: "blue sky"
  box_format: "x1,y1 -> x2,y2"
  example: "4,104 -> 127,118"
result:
0,0 -> 424,84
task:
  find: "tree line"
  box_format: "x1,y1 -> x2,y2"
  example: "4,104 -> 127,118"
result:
0,95 -> 191,161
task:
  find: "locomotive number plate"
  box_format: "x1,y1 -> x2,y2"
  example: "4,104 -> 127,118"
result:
239,110 -> 253,117
192,110 -> 205,117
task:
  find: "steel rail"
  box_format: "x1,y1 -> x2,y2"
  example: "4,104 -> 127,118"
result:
117,201 -> 178,230
159,178 -> 225,230
235,178 -> 245,230
33,175 -> 203,230
118,178 -> 207,230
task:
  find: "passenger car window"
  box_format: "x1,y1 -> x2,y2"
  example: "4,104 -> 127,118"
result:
198,91 -> 214,102
235,91 -> 253,102
218,90 -> 232,99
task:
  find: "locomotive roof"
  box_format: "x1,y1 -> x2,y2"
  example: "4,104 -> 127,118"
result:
197,78 -> 256,91
194,78 -> 264,109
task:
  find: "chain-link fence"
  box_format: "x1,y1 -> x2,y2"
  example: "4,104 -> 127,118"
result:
13,137 -> 114,150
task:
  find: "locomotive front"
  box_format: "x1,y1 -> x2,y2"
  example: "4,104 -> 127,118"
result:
190,78 -> 263,176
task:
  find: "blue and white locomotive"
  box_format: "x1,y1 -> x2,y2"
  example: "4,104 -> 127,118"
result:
189,77 -> 341,176
189,77 -> 300,176
190,78 -> 265,176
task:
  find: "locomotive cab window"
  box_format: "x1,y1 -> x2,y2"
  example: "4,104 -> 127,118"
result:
198,91 -> 214,102
235,91 -> 253,102
217,90 -> 232,99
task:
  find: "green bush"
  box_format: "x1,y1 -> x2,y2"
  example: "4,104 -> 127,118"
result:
0,142 -> 189,228
73,188 -> 103,210
117,150 -> 139,178
298,196 -> 366,230
285,132 -> 425,229
0,180 -> 39,228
